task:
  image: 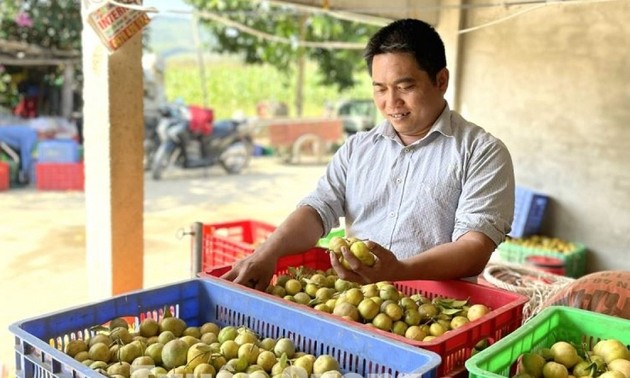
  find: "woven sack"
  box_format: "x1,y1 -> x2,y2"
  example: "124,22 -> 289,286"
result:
540,270 -> 630,319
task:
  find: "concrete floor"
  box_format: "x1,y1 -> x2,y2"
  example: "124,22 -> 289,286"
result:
0,157 -> 326,377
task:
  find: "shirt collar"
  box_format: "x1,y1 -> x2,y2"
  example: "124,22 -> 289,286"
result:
431,103 -> 454,138
374,103 -> 454,142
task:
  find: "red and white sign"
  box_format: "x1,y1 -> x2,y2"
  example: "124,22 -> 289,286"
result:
86,0 -> 150,52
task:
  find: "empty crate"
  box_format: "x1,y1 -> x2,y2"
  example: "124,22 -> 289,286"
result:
510,186 -> 549,238
35,163 -> 84,191
37,139 -> 80,163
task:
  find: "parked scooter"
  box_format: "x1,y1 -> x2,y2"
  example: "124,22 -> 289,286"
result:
143,110 -> 162,171
150,102 -> 253,180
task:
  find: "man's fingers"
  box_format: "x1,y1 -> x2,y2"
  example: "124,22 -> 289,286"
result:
367,242 -> 394,264
329,251 -> 342,269
220,268 -> 236,282
364,240 -> 377,249
341,247 -> 362,270
254,279 -> 268,291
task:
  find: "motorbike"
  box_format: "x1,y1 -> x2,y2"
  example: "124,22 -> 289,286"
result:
143,110 -> 161,171
150,102 -> 254,180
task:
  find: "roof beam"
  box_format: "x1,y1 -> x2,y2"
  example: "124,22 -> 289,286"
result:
264,0 -> 440,25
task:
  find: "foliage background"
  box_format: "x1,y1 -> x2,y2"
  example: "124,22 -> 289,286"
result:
185,0 -> 380,93
0,0 -> 376,119
164,54 -> 373,119
0,0 -> 82,109
0,1 -> 81,50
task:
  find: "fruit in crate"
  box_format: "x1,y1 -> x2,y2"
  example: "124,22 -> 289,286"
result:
327,236 -> 376,268
60,309 -> 343,377
266,265 -> 493,342
504,235 -> 576,253
593,339 -> 630,364
512,338 -> 630,378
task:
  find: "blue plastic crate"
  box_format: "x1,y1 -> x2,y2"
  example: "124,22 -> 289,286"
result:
36,139 -> 80,163
9,277 -> 441,378
510,186 -> 549,238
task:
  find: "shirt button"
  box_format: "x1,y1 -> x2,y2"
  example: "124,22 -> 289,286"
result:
396,178 -> 402,184
389,212 -> 395,218
404,148 -> 410,153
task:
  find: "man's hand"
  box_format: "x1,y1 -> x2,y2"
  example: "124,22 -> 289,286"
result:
329,240 -> 401,284
220,252 -> 276,291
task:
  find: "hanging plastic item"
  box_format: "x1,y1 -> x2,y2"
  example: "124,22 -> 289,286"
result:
188,105 -> 214,135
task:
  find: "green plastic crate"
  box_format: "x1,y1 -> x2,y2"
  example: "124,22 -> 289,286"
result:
497,242 -> 587,278
316,227 -> 345,248
465,306 -> 630,378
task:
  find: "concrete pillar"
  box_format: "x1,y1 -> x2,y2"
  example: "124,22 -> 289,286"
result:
81,2 -> 144,299
61,63 -> 74,119
436,0 -> 463,110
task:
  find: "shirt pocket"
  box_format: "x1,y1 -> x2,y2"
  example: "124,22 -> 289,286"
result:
413,181 -> 461,218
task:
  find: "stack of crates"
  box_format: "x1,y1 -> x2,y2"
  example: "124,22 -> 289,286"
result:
498,187 -> 586,278
35,139 -> 84,191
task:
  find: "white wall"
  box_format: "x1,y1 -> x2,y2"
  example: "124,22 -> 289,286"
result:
455,0 -> 630,273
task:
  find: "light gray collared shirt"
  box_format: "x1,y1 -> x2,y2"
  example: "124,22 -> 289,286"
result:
299,105 -> 515,259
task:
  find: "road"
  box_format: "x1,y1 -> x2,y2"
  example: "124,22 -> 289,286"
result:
0,156 -> 327,376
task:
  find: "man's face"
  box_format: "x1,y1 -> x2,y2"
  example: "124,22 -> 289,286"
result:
371,53 -> 448,142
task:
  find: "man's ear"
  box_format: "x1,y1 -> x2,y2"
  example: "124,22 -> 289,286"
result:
437,68 -> 449,91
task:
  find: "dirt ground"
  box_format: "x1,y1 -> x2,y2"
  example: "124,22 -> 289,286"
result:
0,156 -> 327,377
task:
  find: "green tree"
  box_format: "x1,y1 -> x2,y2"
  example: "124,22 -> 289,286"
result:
0,0 -> 83,108
185,0 -> 381,114
0,0 -> 82,51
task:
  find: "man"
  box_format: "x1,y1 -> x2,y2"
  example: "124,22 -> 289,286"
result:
223,18 -> 515,290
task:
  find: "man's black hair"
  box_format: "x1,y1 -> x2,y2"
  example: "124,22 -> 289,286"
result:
364,19 -> 447,84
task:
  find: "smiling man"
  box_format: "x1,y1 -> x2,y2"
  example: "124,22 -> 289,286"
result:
222,19 -> 515,289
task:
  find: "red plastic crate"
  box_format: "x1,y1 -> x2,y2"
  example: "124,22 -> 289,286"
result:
0,161 -> 11,190
191,219 -> 276,274
204,248 -> 529,377
35,163 -> 84,191
0,162 -> 9,190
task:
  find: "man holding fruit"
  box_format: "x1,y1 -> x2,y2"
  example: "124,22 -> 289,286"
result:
223,18 -> 515,289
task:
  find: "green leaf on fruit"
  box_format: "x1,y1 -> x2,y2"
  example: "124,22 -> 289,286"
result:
288,266 -> 299,278
433,298 -> 469,308
308,298 -> 322,306
440,308 -> 463,315
450,299 -> 469,308
163,305 -> 173,318
279,353 -> 289,367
